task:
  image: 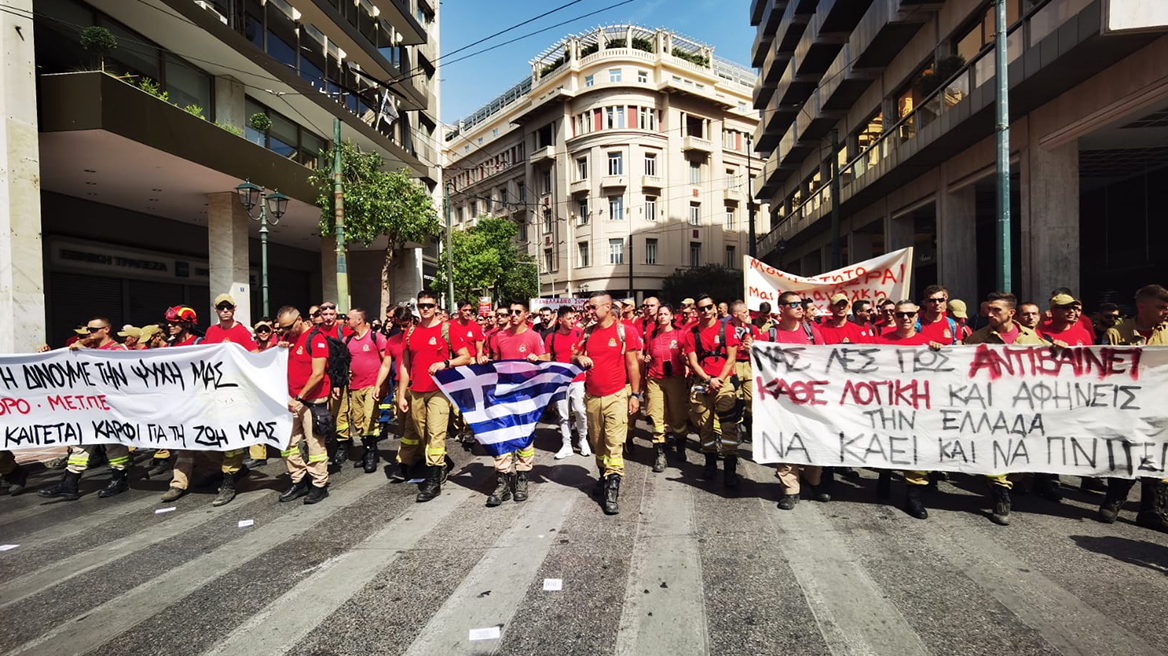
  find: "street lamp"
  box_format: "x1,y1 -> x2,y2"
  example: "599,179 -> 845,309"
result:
235,179 -> 287,317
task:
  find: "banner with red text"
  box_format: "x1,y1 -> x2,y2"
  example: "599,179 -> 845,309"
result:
0,344 -> 291,452
744,248 -> 913,314
751,342 -> 1168,478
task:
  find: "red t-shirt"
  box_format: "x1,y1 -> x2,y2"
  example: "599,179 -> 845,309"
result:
681,322 -> 741,377
817,321 -> 871,346
730,323 -> 762,361
490,328 -> 546,360
316,323 -> 352,340
98,340 -> 128,351
347,329 -> 386,389
770,323 -> 823,345
170,335 -> 201,347
289,329 -> 330,399
405,322 -> 466,394
452,320 -> 485,357
918,315 -> 957,344
637,318 -> 657,341
646,329 -> 686,379
545,328 -> 585,383
1039,314 -> 1097,342
254,339 -> 275,351
877,331 -> 932,345
579,321 -> 643,397
385,332 -> 406,382
999,323 -> 1021,345
1040,323 -> 1093,346
204,323 -> 255,350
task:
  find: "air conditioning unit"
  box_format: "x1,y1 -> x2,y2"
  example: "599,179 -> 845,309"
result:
193,0 -> 228,24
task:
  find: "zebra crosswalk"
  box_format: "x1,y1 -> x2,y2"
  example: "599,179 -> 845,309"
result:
2,424 -> 1168,656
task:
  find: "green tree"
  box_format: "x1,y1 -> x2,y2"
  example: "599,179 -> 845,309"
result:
434,217 -> 538,304
661,264 -> 744,306
310,141 -> 441,309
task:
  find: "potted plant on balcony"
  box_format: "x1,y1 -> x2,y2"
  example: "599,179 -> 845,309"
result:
249,112 -> 272,134
916,54 -> 966,97
80,26 -> 117,73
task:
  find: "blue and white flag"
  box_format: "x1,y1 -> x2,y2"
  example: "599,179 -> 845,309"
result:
433,360 -> 582,457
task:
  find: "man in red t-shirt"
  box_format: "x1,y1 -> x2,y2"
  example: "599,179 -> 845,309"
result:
447,300 -> 487,451
481,301 -> 547,506
918,285 -> 961,345
639,296 -> 660,341
335,308 -> 386,473
204,294 -> 257,351
1040,294 -> 1093,347
374,306 -> 419,479
682,295 -> 741,487
573,292 -> 643,515
819,294 -> 872,345
544,306 -> 590,460
729,300 -> 762,447
316,301 -> 352,340
267,305 -> 333,504
397,290 -> 472,503
1039,286 -> 1097,342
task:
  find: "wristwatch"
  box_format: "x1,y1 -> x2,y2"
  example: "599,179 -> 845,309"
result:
631,392 -> 643,400
443,359 -> 451,369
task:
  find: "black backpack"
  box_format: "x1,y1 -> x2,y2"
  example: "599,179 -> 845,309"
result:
306,326 -> 352,390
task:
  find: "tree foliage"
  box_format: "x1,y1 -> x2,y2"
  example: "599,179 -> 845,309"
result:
309,140 -> 441,308
661,264 -> 744,307
434,217 -> 538,305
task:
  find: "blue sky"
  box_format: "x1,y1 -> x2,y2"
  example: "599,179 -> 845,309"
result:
437,0 -> 756,123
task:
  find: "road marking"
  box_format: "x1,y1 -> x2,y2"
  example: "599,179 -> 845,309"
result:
0,492 -> 167,548
0,473 -> 389,656
614,473 -> 709,656
401,484 -> 577,656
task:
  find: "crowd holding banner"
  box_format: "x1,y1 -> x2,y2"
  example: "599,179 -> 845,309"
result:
3,250 -> 1168,532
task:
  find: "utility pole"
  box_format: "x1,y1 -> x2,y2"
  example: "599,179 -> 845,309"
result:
829,129 -> 842,270
626,191 -> 634,299
332,118 -> 350,312
444,182 -> 455,313
994,0 -> 1013,292
747,136 -> 757,258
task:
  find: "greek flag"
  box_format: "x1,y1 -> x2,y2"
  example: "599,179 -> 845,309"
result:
434,361 -> 582,457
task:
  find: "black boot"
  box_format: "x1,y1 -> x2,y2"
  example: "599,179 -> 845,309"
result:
38,470 -> 82,500
1080,477 -> 1108,493
513,472 -> 529,502
1099,478 -> 1135,523
3,466 -> 28,495
1136,480 -> 1168,533
303,483 -> 329,504
98,468 -> 130,498
361,437 -> 379,473
876,470 -> 892,500
702,453 -> 718,480
989,485 -> 1012,526
777,494 -> 798,510
652,444 -> 667,473
1033,474 -> 1063,503
145,457 -> 172,479
213,470 -> 238,507
724,455 -> 739,489
675,434 -> 686,460
810,468 -> 832,502
486,473 -> 512,507
603,474 -> 621,515
416,466 -> 442,503
928,471 -> 949,487
330,440 -> 349,470
442,454 -> 456,485
278,478 -> 310,502
904,484 -> 928,520
837,466 -> 860,480
388,461 -> 409,483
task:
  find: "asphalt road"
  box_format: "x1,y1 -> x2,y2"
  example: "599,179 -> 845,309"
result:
3,421 -> 1168,656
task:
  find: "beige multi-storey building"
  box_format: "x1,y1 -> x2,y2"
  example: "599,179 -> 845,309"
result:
443,25 -> 766,301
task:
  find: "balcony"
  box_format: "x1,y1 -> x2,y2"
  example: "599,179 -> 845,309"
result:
683,135 -> 714,153
850,0 -> 936,70
751,0 -> 785,66
774,0 -> 817,57
641,175 -> 664,189
600,175 -> 628,189
724,187 -> 745,201
530,145 -> 555,164
569,179 -> 590,195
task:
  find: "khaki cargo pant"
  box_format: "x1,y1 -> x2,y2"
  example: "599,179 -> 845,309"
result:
397,389 -> 450,468
690,380 -> 738,456
171,449 -> 245,490
281,402 -> 329,486
67,444 -> 130,474
775,464 -> 822,495
586,388 -> 629,477
494,447 -> 535,473
337,386 -> 379,440
646,376 -> 688,444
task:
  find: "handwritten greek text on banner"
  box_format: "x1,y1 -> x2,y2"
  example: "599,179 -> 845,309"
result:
744,248 -> 913,314
0,345 -> 291,452
752,343 -> 1168,478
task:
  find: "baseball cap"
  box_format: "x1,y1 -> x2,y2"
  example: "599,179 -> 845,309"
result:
117,326 -> 142,338
140,325 -> 162,341
948,299 -> 969,319
1050,293 -> 1081,308
214,293 -> 236,308
73,325 -> 89,336
681,298 -> 695,306
830,293 -> 849,305
253,320 -> 273,332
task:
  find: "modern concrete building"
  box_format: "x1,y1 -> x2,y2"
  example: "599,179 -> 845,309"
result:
442,25 -> 766,301
1,0 -> 441,352
750,0 -> 1168,308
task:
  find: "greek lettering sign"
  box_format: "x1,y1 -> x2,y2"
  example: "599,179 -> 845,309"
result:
752,343 -> 1168,478
0,345 -> 291,452
744,248 -> 913,314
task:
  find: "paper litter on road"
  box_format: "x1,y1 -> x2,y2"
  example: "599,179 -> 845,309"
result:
406,478 -> 425,484
238,519 -> 255,528
468,627 -> 501,641
0,544 -> 18,552
155,507 -> 177,514
543,578 -> 563,591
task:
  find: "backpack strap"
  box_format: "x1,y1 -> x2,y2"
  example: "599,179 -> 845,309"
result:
768,326 -> 777,341
802,321 -> 817,344
947,317 -> 960,345
305,326 -> 321,356
441,322 -> 454,356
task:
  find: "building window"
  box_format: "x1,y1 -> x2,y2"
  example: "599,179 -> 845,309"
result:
456,207 -> 464,223
544,209 -> 553,234
725,207 -> 735,230
689,203 -> 700,226
725,245 -> 737,269
646,238 -> 658,265
644,153 -> 657,176
544,248 -> 554,273
578,241 -> 590,267
585,75 -> 595,87
609,195 -> 624,220
645,197 -> 657,221
608,151 -> 623,176
726,168 -> 737,187
517,181 -> 526,202
616,106 -> 625,128
609,239 -> 624,264
576,198 -> 589,225
517,219 -> 528,242
637,70 -> 648,83
470,200 -> 478,217
639,107 -> 658,131
492,128 -> 499,137
690,161 -> 702,184
542,169 -> 552,194
576,156 -> 588,181
690,242 -> 701,267
609,68 -> 622,82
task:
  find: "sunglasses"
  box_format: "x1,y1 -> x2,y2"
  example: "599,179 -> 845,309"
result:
85,326 -> 106,333
320,304 -> 336,310
417,303 -> 437,310
895,311 -> 918,318
697,304 -> 716,312
496,310 -> 511,316
925,298 -> 946,304
256,327 -> 272,333
274,318 -> 298,332
216,304 -> 234,311
310,310 -> 322,317
780,301 -> 803,308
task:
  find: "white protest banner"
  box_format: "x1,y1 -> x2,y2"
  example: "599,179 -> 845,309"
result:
744,248 -> 913,314
752,342 -> 1168,478
529,297 -> 581,312
0,344 -> 291,452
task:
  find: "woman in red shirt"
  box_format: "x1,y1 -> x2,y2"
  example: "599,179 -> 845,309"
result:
644,304 -> 689,472
253,320 -> 276,351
